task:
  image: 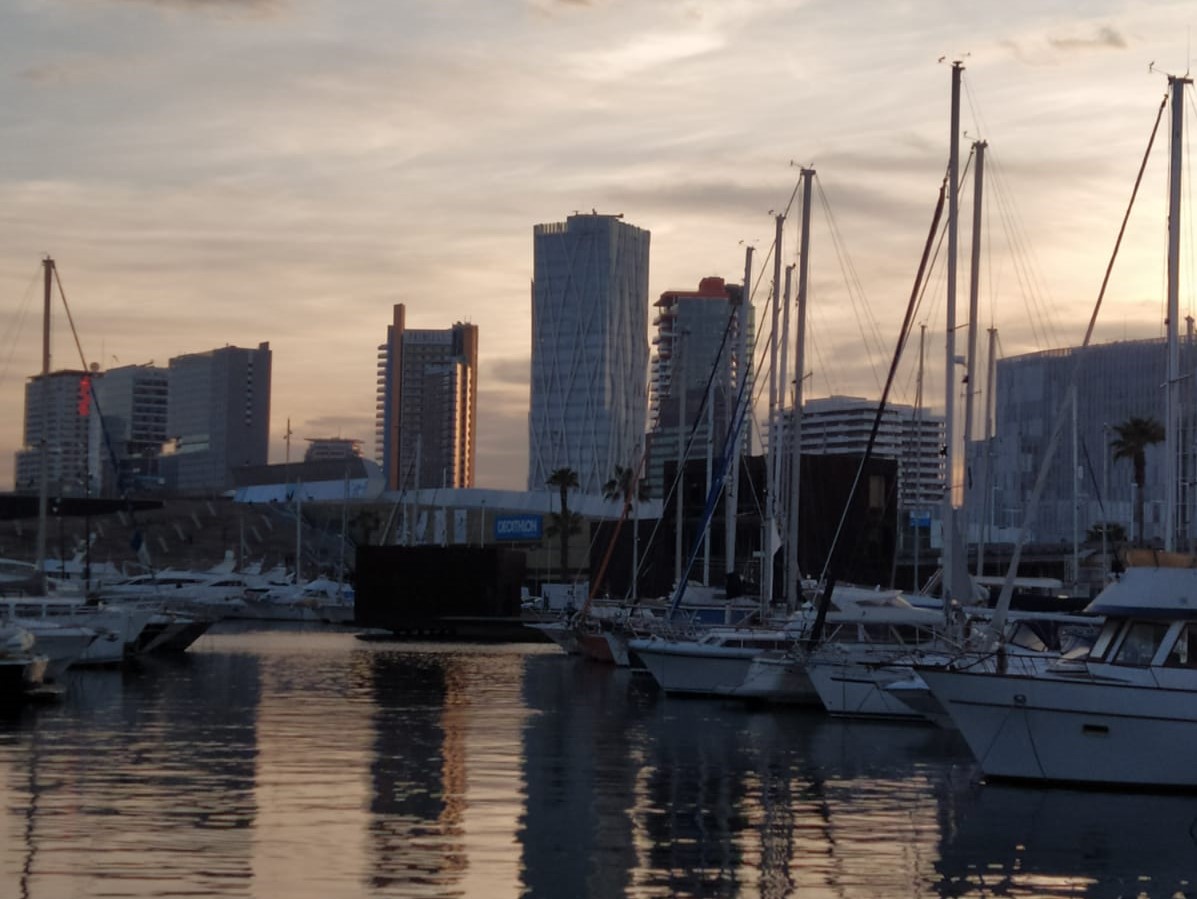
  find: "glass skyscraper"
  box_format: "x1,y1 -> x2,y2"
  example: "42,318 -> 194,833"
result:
528,214 -> 650,496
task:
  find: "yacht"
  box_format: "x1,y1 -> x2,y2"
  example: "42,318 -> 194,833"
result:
919,564 -> 1197,787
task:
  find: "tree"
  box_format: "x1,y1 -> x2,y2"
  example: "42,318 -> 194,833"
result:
1110,416 -> 1165,545
600,464 -> 650,597
601,464 -> 650,508
545,467 -> 580,584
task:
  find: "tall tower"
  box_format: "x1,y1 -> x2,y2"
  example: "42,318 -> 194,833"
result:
14,369 -> 102,496
645,277 -> 747,499
163,342 -> 272,492
377,303 -> 478,492
528,213 -> 650,495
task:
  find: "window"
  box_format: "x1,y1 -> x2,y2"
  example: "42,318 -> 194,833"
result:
1113,621 -> 1170,666
1165,625 -> 1197,669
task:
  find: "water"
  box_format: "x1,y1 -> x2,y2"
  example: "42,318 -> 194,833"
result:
1,625 -> 1194,898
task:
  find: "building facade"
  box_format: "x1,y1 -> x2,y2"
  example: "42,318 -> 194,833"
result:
376,304 -> 478,492
14,369 -> 102,496
973,338 -> 1192,547
528,213 -> 650,495
644,277 -> 748,500
162,342 -> 272,493
799,395 -> 946,514
92,363 -> 169,492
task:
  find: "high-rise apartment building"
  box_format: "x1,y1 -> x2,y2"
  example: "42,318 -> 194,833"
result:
162,342 -> 272,492
92,363 -> 169,492
14,369 -> 102,496
376,304 -> 478,492
644,277 -> 748,499
528,213 -> 650,495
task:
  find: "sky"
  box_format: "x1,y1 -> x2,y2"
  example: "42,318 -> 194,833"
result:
1,0 -> 1194,491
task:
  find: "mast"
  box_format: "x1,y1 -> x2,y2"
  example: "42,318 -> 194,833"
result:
964,140 -> 986,567
942,60 -> 963,620
1165,74 -> 1189,552
763,213 -> 784,609
977,326 -> 997,576
778,263 -> 794,606
725,246 -> 752,590
914,323 -> 927,590
788,167 -> 814,608
674,330 -> 687,588
35,256 -> 53,582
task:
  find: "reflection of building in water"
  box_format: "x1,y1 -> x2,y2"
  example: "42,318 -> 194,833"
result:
519,657 -> 639,898
0,653 -> 261,896
367,652 -> 468,894
250,647 -> 374,892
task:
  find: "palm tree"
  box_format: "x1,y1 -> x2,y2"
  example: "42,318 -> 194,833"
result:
545,467 -> 580,583
600,464 -> 650,596
1110,416 -> 1165,545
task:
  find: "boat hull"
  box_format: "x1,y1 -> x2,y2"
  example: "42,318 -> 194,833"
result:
920,667 -> 1197,787
628,639 -> 760,695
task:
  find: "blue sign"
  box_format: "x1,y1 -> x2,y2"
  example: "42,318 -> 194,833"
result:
494,514 -> 543,541
909,512 -> 933,528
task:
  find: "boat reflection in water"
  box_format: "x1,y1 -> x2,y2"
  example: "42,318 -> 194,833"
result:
935,783 -> 1196,898
1,633 -> 1194,898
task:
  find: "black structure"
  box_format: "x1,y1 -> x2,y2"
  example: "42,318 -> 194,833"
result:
355,545 -> 532,640
592,452 -> 899,600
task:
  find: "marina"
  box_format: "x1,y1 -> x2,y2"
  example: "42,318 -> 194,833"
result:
2,622 -> 1194,899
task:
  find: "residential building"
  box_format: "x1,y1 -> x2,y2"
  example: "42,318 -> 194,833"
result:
14,368 -> 102,496
528,213 -> 650,495
644,277 -> 750,500
161,342 -> 272,493
305,437 -> 363,463
799,395 -> 945,514
376,304 -> 478,492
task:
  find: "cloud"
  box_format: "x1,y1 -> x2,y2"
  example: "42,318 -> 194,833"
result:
1049,25 -> 1127,52
107,0 -> 286,15
488,357 -> 531,387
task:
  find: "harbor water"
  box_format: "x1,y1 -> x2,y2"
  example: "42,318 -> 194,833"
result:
1,624 -> 1194,898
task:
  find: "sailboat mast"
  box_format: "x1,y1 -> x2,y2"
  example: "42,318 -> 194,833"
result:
964,140 -> 986,565
763,213 -> 784,607
35,256 -> 53,579
725,246 -> 752,588
942,60 -> 963,617
1165,74 -> 1189,552
977,326 -> 997,576
788,167 -> 814,608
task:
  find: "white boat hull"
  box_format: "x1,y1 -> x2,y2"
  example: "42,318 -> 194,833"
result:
629,639 -> 761,695
807,657 -> 926,720
920,667 -> 1197,787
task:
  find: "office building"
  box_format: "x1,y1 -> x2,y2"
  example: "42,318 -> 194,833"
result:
528,213 -> 650,495
377,304 -> 478,492
162,342 -> 272,493
92,363 -> 169,492
974,337 -> 1192,546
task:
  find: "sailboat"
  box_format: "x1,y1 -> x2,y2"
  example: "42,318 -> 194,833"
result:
919,74 -> 1197,787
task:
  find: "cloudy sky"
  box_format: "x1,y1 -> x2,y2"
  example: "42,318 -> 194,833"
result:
1,0 -> 1193,490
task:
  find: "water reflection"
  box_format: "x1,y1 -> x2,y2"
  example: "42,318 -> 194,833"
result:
1,634 -> 1194,898
937,783 -> 1197,898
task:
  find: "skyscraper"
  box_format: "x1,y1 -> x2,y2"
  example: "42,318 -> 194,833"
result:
162,342 -> 272,492
528,213 -> 650,495
644,277 -> 747,499
376,303 -> 478,492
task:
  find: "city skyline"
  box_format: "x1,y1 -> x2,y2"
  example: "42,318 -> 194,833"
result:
2,1 -> 1193,492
